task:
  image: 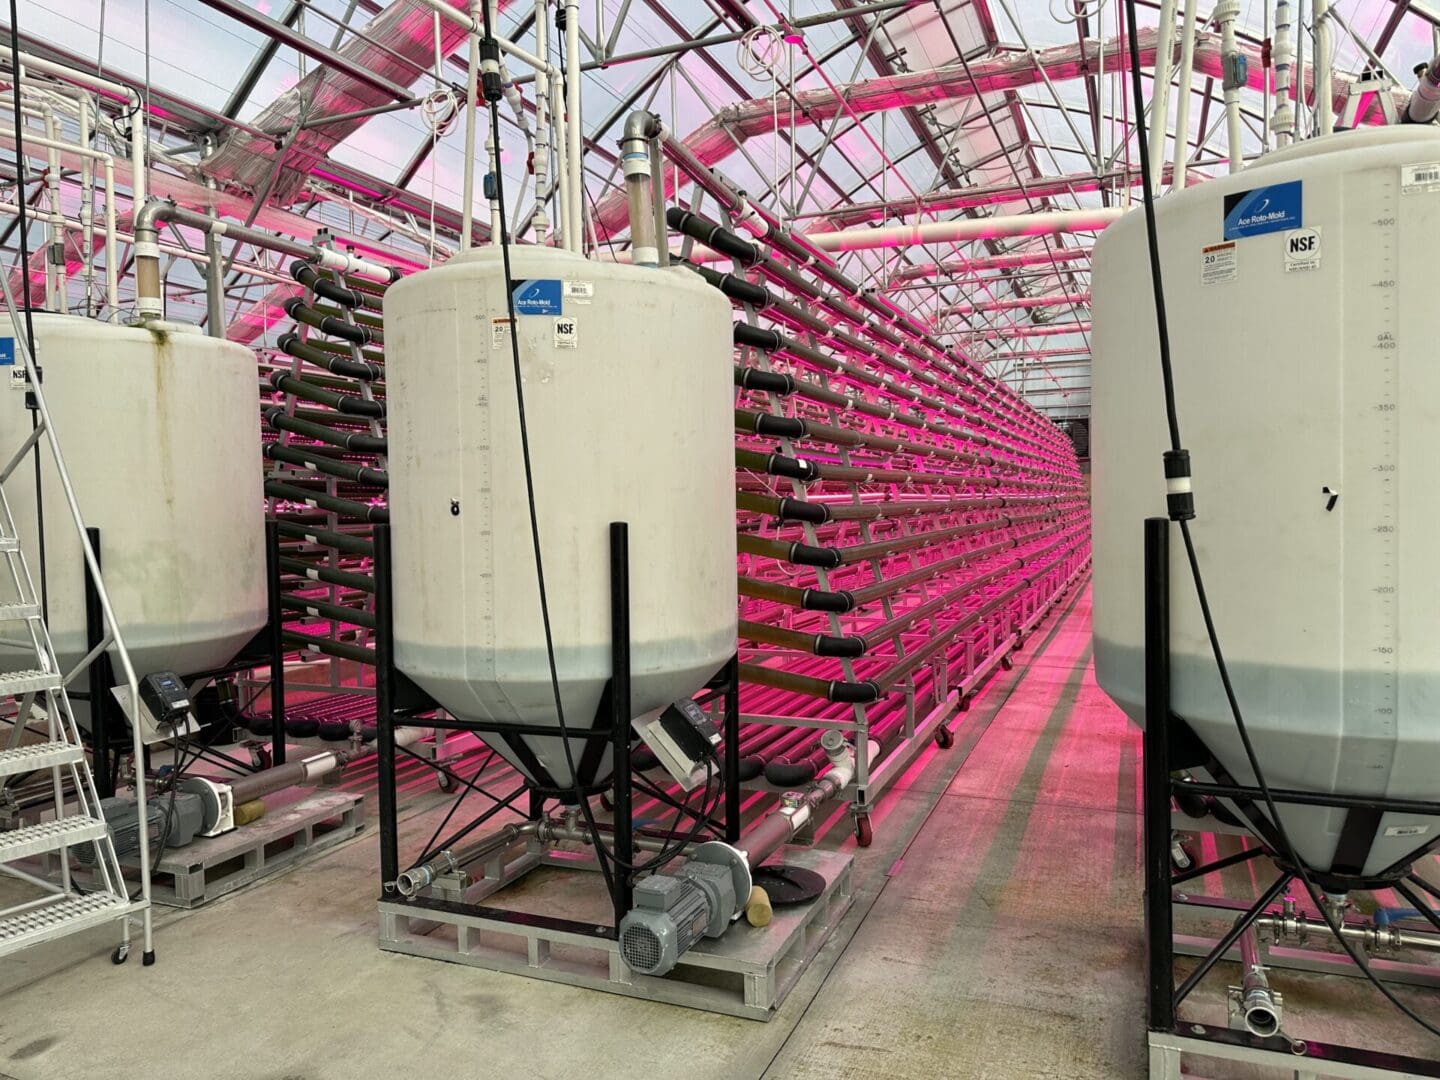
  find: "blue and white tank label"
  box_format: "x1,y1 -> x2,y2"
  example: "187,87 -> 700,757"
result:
1222,180 -> 1302,239
512,278 -> 563,315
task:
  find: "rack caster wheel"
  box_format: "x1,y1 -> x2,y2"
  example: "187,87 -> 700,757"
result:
853,814 -> 873,848
436,771 -> 456,793
934,724 -> 954,749
957,693 -> 971,713
111,944 -> 129,965
599,792 -> 614,812
252,746 -> 272,771
1000,654 -> 1014,671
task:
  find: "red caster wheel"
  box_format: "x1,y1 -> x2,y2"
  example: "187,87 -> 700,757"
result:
934,724 -> 954,749
853,814 -> 873,848
252,746 -> 272,771
1000,654 -> 1014,671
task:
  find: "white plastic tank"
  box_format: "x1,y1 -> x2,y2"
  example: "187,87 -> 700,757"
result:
0,314 -> 267,680
384,246 -> 737,794
1092,127 -> 1440,878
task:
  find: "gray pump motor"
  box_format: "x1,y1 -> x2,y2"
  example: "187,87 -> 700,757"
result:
618,841 -> 750,976
77,793 -> 206,864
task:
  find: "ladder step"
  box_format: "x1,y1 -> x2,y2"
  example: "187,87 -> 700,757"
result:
0,815 -> 107,861
0,669 -> 61,696
0,893 -> 129,957
0,601 -> 39,621
0,741 -> 82,777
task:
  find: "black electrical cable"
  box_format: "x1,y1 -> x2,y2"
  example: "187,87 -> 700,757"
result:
1121,0 -> 1440,1040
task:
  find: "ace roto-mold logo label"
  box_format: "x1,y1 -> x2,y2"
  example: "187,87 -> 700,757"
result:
1223,180 -> 1302,240
511,278 -> 563,315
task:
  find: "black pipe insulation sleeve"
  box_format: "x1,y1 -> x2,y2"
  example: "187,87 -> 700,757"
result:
271,371 -> 385,418
788,541 -> 842,568
736,756 -> 766,782
263,443 -> 389,487
814,634 -> 866,658
734,366 -> 795,395
801,588 -> 853,613
736,410 -> 804,437
265,480 -> 390,524
733,322 -> 782,352
283,297 -> 372,346
777,497 -> 829,524
278,332 -> 382,381
829,679 -> 882,704
685,262 -> 771,307
666,207 -> 759,265
764,760 -> 818,787
290,262 -> 363,309
762,452 -> 817,482
263,408 -> 387,454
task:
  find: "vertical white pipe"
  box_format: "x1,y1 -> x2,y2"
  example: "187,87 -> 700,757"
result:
103,161 -> 117,321
533,0 -> 551,244
1172,0 -> 1199,189
550,77 -> 571,247
77,94 -> 95,316
461,3 -> 481,249
1148,0 -> 1180,181
40,104 -> 63,309
1215,0 -> 1245,171
1294,0 -> 1306,138
1313,0 -> 1334,135
564,0 -> 583,254
1272,0 -> 1295,146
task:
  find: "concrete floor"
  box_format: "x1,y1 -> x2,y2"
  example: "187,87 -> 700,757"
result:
1,585 -> 1437,1079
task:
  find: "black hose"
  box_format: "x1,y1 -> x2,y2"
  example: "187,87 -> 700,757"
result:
270,371 -> 384,418
265,480 -> 388,523
666,207 -> 759,265
263,443 -> 388,487
283,297 -> 372,346
263,407 -> 386,453
278,332 -> 382,381
291,261 -> 363,308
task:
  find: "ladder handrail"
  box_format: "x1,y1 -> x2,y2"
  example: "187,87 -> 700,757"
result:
0,268 -> 151,952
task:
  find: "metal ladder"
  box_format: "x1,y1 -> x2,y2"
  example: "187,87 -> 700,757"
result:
0,268 -> 152,965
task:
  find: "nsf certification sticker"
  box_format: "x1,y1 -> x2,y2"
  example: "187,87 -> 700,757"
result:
1401,161 -> 1440,194
1283,226 -> 1321,273
1201,241 -> 1237,286
554,317 -> 578,349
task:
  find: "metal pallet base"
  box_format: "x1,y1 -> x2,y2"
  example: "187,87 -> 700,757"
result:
119,791 -> 365,908
1150,1026 -> 1440,1079
378,846 -> 854,1021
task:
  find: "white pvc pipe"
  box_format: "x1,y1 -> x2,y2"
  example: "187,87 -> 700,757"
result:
1148,0 -> 1180,181
1216,0 -> 1246,171
411,0 -> 479,31
1172,0 -> 1199,190
800,208 -> 1124,254
1,124 -> 119,319
1271,0 -> 1295,146
1313,0 -> 1334,135
564,0 -> 583,254
550,74 -> 572,247
461,2 -> 481,249
533,0 -> 551,243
